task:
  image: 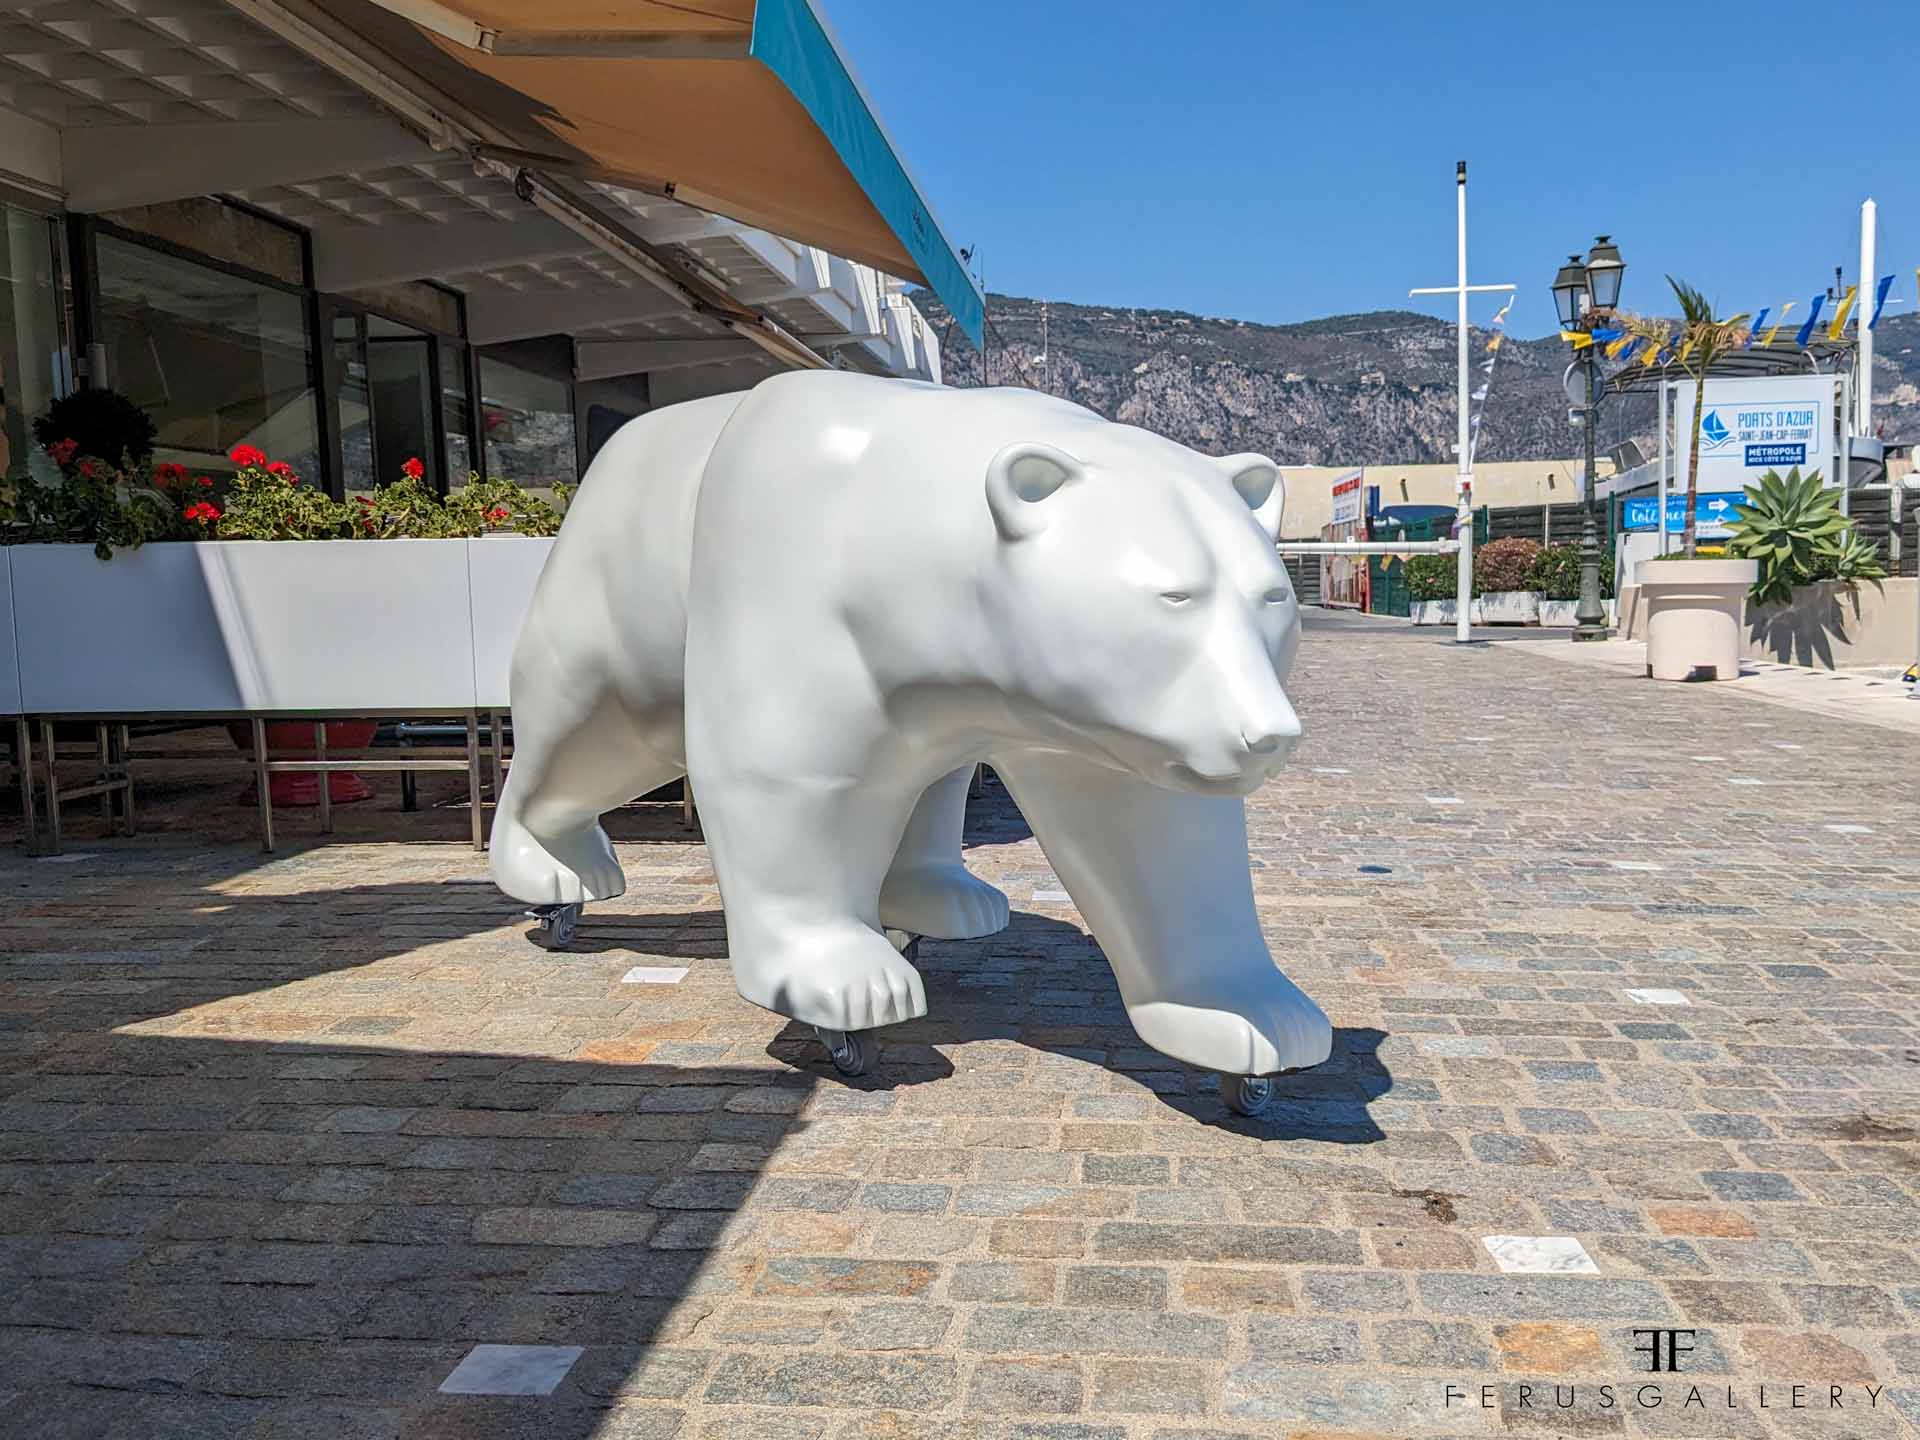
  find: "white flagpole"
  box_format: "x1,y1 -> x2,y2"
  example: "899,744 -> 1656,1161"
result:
1410,162 -> 1514,644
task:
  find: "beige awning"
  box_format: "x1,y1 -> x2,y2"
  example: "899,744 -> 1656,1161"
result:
319,0 -> 982,344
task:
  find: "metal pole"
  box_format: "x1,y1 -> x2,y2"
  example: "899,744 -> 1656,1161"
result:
1455,160 -> 1473,645
1574,344 -> 1606,639
1839,371 -> 1852,518
1657,381 -> 1670,558
16,718 -> 39,857
252,717 -> 275,853
466,710 -> 483,851
1858,198 -> 1875,435
42,719 -> 61,855
314,721 -> 332,835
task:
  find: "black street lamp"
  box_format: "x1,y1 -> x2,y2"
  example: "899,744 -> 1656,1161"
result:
1552,236 -> 1626,641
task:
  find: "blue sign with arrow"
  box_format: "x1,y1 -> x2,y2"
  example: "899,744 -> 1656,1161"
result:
1621,492 -> 1746,538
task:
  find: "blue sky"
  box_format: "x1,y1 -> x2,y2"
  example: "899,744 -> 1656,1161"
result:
826,0 -> 1913,340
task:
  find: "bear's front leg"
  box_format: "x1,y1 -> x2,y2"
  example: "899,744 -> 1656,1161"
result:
991,748 -> 1332,1077
692,766 -> 931,1032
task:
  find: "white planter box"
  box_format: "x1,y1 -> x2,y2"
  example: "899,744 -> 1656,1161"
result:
1538,599 -> 1619,628
468,535 -> 555,709
11,540 -> 477,713
1476,590 -> 1541,625
0,549 -> 21,716
1412,599 -> 1460,626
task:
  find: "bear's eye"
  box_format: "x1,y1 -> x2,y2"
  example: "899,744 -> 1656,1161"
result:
1263,586 -> 1290,604
1159,591 -> 1193,607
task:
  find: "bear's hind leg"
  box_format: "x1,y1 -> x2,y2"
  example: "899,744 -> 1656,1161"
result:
492,693 -> 680,906
991,748 -> 1332,1077
879,765 -> 1010,940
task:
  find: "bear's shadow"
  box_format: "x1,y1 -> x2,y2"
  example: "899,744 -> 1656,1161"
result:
544,905 -> 1388,1140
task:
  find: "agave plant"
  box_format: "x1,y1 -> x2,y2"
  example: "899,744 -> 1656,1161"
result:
1724,467 -> 1884,606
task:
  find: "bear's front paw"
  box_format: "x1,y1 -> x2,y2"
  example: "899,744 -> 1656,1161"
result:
734,926 -> 929,1031
878,862 -> 1010,940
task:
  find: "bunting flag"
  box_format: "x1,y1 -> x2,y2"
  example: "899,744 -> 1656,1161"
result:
1762,300 -> 1795,347
1614,336 -> 1641,363
1744,309 -> 1768,348
1589,327 -> 1623,342
1825,284 -> 1857,341
1793,294 -> 1825,348
1605,333 -> 1635,359
1640,342 -> 1662,367
1560,329 -> 1594,349
1868,274 -> 1895,329
1677,337 -> 1697,364
1466,294 -> 1517,467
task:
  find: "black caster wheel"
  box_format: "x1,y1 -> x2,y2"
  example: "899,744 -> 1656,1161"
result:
528,902 -> 583,949
1221,1073 -> 1274,1117
814,1026 -> 872,1077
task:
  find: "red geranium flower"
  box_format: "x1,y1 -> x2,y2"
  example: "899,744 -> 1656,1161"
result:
228,443 -> 267,468
46,438 -> 79,466
183,501 -> 221,525
265,460 -> 300,487
77,458 -> 104,481
486,506 -> 511,523
197,475 -> 213,488
401,457 -> 425,481
154,462 -> 189,489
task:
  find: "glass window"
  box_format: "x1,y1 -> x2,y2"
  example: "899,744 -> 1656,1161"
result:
333,312 -> 376,496
367,316 -> 437,491
96,233 -> 319,478
0,205 -> 66,494
478,354 -> 576,500
439,336 -> 472,485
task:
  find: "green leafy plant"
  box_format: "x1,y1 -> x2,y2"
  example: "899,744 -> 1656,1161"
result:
1471,536 -> 1542,596
1724,467 -> 1883,606
31,387 -> 156,473
8,391 -> 180,557
1406,552 -> 1456,602
353,467 -> 460,538
215,445 -> 352,541
444,475 -> 568,537
1527,543 -> 1616,601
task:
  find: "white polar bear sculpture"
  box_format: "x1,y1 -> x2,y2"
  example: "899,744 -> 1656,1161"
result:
491,370 -> 1332,1105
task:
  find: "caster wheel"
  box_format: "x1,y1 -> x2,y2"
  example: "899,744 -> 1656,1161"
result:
528,902 -> 583,949
1221,1073 -> 1274,1117
815,1026 -> 872,1077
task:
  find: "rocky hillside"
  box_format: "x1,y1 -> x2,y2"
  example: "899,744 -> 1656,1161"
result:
912,291 -> 1920,466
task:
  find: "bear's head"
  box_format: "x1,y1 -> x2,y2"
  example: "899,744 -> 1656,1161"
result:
981,423 -> 1301,796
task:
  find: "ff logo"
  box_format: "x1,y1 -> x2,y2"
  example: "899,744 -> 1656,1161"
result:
1633,1329 -> 1695,1373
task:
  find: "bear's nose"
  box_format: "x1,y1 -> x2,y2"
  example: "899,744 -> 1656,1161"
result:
1243,727 -> 1296,756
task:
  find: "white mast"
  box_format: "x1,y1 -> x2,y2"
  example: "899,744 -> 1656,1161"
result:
1410,162 -> 1515,643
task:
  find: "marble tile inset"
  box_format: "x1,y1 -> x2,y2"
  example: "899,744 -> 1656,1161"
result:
1481,1235 -> 1598,1275
439,1344 -> 584,1396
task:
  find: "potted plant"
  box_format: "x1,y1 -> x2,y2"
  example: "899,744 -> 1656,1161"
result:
1724,466 -> 1890,664
1472,537 -> 1543,625
1531,542 -> 1617,628
1624,279 -> 1758,680
1407,552 -> 1462,626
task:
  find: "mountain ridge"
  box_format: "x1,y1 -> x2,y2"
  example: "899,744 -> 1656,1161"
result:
910,290 -> 1920,469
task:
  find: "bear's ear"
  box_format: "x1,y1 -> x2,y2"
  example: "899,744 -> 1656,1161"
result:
986,441 -> 1083,541
1220,453 -> 1284,540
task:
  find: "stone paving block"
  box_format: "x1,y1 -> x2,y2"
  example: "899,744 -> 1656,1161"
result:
965,1359 -> 1085,1416
704,1353 -> 956,1410
963,1307 -> 1229,1359
1061,1264 -> 1169,1309
1088,1359 -> 1209,1416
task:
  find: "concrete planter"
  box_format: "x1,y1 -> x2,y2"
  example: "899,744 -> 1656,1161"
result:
1411,598 -> 1484,626
469,535 -> 555,709
1476,590 -> 1541,626
1538,598 -> 1618,629
1742,577 -> 1920,669
1635,558 -> 1757,681
9,539 -> 480,713
0,549 -> 20,716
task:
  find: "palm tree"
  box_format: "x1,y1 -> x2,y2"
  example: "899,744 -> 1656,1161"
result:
1628,279 -> 1749,557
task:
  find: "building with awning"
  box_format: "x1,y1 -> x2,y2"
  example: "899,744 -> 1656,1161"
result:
0,0 -> 979,500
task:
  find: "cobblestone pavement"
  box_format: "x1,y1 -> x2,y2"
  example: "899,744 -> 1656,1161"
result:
2,611 -> 1918,1439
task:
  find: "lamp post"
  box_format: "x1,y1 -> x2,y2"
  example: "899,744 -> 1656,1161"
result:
1552,236 -> 1626,642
